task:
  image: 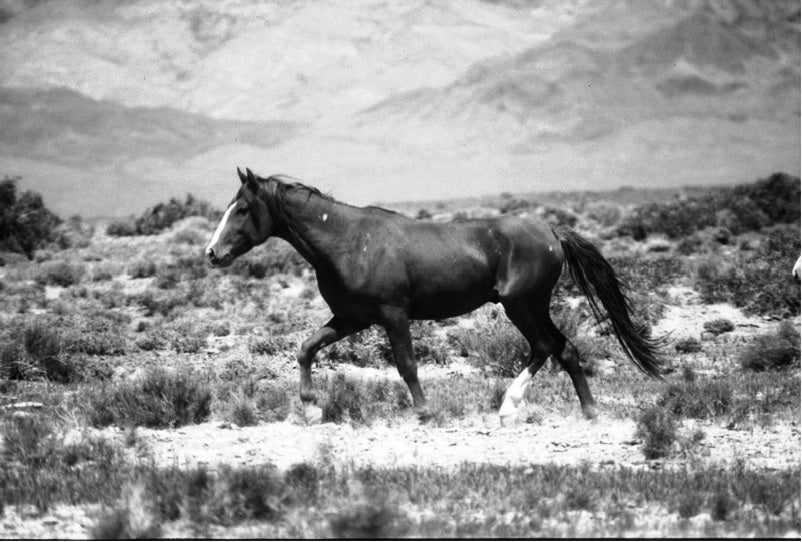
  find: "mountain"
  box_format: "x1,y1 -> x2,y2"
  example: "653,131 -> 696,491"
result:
0,0 -> 798,217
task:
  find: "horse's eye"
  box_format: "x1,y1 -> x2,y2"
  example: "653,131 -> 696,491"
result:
236,208 -> 248,216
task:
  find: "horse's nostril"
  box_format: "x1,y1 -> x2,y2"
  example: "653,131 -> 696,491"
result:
206,247 -> 214,258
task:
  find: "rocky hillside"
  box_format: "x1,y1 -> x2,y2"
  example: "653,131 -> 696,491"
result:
0,0 -> 798,216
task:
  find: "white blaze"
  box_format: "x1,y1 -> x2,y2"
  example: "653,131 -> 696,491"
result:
207,203 -> 236,254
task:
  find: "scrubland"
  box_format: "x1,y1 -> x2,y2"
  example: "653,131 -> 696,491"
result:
0,173 -> 799,538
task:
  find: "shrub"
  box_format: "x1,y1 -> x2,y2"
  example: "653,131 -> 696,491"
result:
106,218 -> 137,237
695,224 -> 801,316
0,176 -> 62,257
1,414 -> 130,512
129,259 -> 157,278
322,373 -> 366,424
108,194 -> 221,237
657,379 -> 733,418
248,337 -> 290,356
636,406 -> 678,459
703,318 -> 734,336
86,368 -> 212,428
739,320 -> 800,371
585,201 -> 622,227
618,172 -> 800,240
90,505 -> 162,540
448,309 -> 529,377
34,260 -> 86,287
216,466 -> 284,524
227,393 -> 259,427
675,337 -> 702,354
329,502 -> 410,538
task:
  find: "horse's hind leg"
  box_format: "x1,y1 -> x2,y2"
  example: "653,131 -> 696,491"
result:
297,316 -> 367,423
498,299 -> 555,426
547,319 -> 598,420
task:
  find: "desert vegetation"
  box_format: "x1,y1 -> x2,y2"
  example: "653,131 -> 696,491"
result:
0,172 -> 799,538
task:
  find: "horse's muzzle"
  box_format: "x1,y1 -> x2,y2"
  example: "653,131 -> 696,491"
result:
206,247 -> 232,267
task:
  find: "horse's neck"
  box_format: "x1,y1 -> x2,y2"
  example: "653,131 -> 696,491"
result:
272,188 -> 349,269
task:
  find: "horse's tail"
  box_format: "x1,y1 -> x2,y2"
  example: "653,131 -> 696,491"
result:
553,228 -> 664,379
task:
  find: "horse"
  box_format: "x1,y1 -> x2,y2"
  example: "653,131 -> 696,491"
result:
206,168 -> 664,425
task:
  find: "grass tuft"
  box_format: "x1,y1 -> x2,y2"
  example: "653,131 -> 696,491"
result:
738,320 -> 800,372
86,368 -> 212,428
636,406 -> 678,459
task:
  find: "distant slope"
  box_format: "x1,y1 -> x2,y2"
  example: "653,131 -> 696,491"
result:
0,86 -> 294,167
358,1 -> 799,150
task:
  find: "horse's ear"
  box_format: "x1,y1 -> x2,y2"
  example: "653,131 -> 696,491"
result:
237,167 -> 247,184
244,168 -> 259,193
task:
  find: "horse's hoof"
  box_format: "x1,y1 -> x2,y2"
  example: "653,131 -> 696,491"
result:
499,413 -> 517,427
497,396 -> 519,425
582,405 -> 599,421
303,402 -> 322,425
416,408 -> 434,424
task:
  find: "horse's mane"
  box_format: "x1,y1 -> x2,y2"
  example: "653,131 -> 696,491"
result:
263,174 -> 400,217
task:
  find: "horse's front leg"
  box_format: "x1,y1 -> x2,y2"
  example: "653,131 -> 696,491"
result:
297,316 -> 367,424
382,309 -> 432,422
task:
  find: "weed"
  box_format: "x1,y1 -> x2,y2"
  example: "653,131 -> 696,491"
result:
711,490 -> 735,521
676,491 -> 704,519
256,383 -> 292,422
129,259 -> 157,278
211,322 -> 231,337
227,393 -> 259,427
321,373 -> 365,424
703,318 -> 734,335
248,337 -> 290,356
329,502 -> 410,538
283,462 -> 320,504
739,320 -> 800,372
675,337 -> 702,353
658,379 -> 733,419
35,260 -> 86,287
209,465 -> 285,525
86,368 -> 212,428
636,406 -> 678,459
449,308 -> 529,377
0,417 -> 129,511
694,224 -> 800,317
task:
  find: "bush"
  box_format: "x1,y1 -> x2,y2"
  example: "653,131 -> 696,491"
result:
0,176 -> 62,257
106,194 -> 221,237
636,406 -> 678,459
618,172 -> 800,240
739,320 -> 800,372
329,502 -> 410,538
703,318 -> 734,336
86,368 -> 212,428
448,309 -> 529,377
106,218 -> 137,237
1,319 -> 73,382
34,260 -> 86,287
657,379 -> 733,419
695,224 -> 801,316
129,259 -> 157,278
674,337 -> 702,354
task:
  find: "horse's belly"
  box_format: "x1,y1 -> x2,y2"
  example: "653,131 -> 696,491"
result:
408,277 -> 496,320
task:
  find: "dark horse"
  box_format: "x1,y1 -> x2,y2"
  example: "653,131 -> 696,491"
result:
206,169 -> 663,424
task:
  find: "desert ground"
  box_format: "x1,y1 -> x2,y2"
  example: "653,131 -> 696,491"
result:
0,172 -> 799,538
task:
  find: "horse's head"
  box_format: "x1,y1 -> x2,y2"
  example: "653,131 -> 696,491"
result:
205,168 -> 274,267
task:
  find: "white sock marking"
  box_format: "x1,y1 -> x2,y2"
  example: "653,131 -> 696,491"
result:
207,203 -> 236,254
499,367 -> 532,424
